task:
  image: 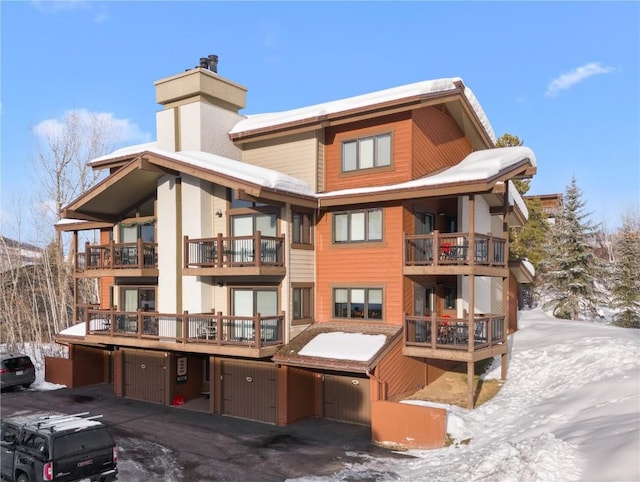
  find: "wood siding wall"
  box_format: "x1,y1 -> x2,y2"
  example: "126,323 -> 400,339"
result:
411,106 -> 473,179
374,339 -> 426,400
281,366 -> 315,424
242,131 -> 319,189
316,205 -> 405,325
100,229 -> 114,309
289,249 -> 314,282
324,112 -> 413,192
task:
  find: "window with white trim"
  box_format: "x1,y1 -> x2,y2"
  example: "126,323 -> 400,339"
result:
333,209 -> 383,243
333,288 -> 383,320
342,133 -> 392,172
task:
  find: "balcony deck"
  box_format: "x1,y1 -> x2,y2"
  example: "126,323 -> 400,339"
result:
61,309 -> 284,358
183,233 -> 286,277
403,314 -> 508,362
404,231 -> 507,276
75,240 -> 158,278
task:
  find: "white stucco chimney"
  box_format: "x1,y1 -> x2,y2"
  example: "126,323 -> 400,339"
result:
154,56 -> 246,159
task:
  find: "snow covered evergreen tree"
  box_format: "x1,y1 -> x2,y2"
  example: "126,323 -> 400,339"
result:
611,213 -> 640,328
539,177 -> 603,320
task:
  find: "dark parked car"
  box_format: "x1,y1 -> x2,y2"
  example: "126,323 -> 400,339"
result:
0,353 -> 36,391
0,411 -> 118,482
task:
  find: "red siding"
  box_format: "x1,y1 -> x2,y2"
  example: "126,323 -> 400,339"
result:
411,106 -> 473,178
324,112 -> 413,192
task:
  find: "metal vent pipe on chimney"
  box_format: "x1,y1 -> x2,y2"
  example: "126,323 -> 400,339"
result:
208,54 -> 218,73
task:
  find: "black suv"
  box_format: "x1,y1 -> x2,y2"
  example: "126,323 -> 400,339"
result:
0,353 -> 36,391
0,412 -> 118,482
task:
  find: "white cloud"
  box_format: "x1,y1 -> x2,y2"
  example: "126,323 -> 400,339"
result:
31,0 -> 108,24
545,62 -> 615,97
34,109 -> 151,145
31,0 -> 90,14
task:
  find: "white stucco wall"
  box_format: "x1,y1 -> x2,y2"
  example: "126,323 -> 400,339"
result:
156,109 -> 176,152
460,195 -> 493,316
180,102 -> 243,159
181,175 -> 214,314
157,175 -> 178,314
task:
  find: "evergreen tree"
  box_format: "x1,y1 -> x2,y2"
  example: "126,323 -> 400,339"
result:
611,213 -> 640,328
495,133 -> 530,194
540,177 -> 603,320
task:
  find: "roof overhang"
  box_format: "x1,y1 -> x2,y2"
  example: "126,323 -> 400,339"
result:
61,156 -> 177,223
273,322 -> 402,374
61,150 -> 317,223
509,259 -> 535,284
318,156 -> 536,208
230,83 -> 494,150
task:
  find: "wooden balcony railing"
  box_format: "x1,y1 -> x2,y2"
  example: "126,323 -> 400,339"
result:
83,308 -> 284,349
184,232 -> 284,269
76,240 -> 158,272
404,314 -> 506,351
404,231 -> 506,267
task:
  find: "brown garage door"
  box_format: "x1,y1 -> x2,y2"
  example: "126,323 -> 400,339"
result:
221,360 -> 277,424
323,374 -> 371,425
123,350 -> 166,404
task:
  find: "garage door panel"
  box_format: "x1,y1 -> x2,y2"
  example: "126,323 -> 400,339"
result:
123,350 -> 166,404
222,360 -> 277,424
324,375 -> 370,425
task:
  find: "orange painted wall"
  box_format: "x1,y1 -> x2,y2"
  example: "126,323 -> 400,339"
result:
411,106 -> 473,179
324,112 -> 413,192
99,228 -> 113,308
371,400 -> 447,449
316,204 -> 405,325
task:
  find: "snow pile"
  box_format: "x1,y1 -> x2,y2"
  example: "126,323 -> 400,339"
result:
298,332 -> 387,361
293,309 -> 640,482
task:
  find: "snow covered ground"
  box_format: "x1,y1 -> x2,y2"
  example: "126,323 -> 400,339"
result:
7,309 -> 640,482
296,309 -> 640,482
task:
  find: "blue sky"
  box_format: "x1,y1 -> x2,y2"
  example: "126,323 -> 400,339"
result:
1,1 -> 639,243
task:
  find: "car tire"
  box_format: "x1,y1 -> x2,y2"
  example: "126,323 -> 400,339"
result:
22,383 -> 32,389
16,472 -> 30,482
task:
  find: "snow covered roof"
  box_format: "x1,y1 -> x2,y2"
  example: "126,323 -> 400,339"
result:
508,180 -> 529,220
89,143 -> 315,197
274,322 -> 401,372
317,146 -> 536,200
298,332 -> 387,361
90,141 -> 158,165
230,78 -> 496,143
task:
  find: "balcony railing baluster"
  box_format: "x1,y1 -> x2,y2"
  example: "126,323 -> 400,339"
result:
84,308 -> 284,349
404,232 -> 506,268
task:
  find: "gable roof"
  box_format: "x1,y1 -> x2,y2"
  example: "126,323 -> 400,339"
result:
273,322 -> 402,373
229,78 -> 496,147
317,146 -> 537,207
59,143 -> 535,225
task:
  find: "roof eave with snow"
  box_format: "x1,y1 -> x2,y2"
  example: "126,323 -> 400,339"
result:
229,78 -> 496,146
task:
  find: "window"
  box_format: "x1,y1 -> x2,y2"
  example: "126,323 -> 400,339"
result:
120,219 -> 155,243
230,189 -> 266,208
292,211 -> 313,245
416,212 -> 435,234
292,285 -> 313,324
119,286 -> 156,312
342,133 -> 392,172
444,286 -> 457,310
333,288 -> 383,320
333,209 -> 383,243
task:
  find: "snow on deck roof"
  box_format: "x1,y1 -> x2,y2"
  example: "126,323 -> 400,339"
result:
230,78 -> 496,143
298,332 -> 387,361
317,146 -> 536,198
90,141 -> 158,164
90,144 -> 315,197
83,144 -> 533,209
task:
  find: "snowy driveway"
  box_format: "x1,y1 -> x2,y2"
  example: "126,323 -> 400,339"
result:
0,383 -> 409,481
